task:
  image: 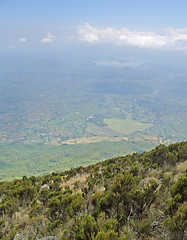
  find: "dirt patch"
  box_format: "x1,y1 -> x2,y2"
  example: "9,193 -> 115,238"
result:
60,136 -> 129,145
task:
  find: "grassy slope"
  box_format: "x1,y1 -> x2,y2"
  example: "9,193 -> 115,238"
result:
0,141 -> 186,240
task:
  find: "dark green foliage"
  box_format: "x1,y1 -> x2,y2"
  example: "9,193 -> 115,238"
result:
152,163 -> 158,169
39,188 -> 50,205
0,141 -> 186,239
165,173 -> 187,239
164,172 -> 187,240
73,213 -> 119,240
66,193 -> 85,217
48,219 -> 61,231
95,216 -> 118,240
170,173 -> 187,201
143,180 -> 158,207
130,164 -> 139,176
95,229 -> 118,240
74,214 -> 98,239
111,171 -> 137,217
87,177 -> 96,190
139,219 -> 151,237
0,219 -> 5,239
29,201 -> 44,218
165,202 -> 187,240
0,196 -> 19,217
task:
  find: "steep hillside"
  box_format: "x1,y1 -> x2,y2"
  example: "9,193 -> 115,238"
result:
0,141 -> 186,240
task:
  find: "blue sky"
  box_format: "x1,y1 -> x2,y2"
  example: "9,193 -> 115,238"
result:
1,0 -> 187,52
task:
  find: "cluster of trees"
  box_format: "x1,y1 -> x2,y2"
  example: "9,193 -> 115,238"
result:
0,141 -> 186,239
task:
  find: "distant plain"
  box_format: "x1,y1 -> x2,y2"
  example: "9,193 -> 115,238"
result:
0,53 -> 186,180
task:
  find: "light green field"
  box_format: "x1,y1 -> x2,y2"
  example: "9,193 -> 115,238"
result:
0,140 -> 155,181
104,117 -> 152,135
86,123 -> 120,137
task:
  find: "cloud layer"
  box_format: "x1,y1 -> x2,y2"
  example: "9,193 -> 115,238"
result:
19,37 -> 27,42
41,32 -> 55,43
78,23 -> 187,50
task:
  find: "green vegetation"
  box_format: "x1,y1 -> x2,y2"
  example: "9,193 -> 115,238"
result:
86,115 -> 152,137
0,140 -> 155,181
0,141 -> 186,239
0,56 -> 187,182
104,115 -> 152,136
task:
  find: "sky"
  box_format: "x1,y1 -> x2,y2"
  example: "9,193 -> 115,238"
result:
1,0 -> 187,56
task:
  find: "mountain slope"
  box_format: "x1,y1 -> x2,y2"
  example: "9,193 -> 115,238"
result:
0,141 -> 186,240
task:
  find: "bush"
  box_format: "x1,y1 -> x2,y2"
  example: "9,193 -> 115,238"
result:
139,219 -> 151,236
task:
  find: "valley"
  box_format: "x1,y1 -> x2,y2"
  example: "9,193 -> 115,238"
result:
0,54 -> 186,180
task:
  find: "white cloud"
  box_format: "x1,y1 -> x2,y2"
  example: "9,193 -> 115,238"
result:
19,37 -> 27,42
78,23 -> 187,50
41,32 -> 55,43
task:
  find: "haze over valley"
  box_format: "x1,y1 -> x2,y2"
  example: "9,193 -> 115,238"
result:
0,50 -> 186,180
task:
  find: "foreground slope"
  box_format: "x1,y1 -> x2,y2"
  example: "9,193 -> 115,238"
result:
0,141 -> 186,239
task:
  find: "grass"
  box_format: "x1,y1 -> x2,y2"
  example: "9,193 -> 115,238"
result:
104,116 -> 152,136
86,123 -> 120,137
86,114 -> 152,138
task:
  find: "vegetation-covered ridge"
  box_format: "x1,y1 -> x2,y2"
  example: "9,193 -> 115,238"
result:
0,141 -> 186,240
